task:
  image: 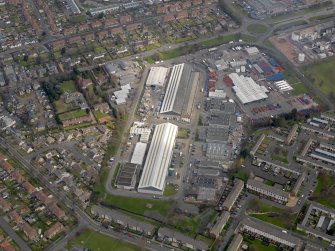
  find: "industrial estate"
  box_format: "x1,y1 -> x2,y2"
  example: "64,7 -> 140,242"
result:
0,0 -> 334,251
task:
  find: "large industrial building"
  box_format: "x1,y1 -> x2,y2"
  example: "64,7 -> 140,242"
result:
145,67 -> 169,87
160,64 -> 199,121
229,73 -> 268,104
138,123 -> 178,195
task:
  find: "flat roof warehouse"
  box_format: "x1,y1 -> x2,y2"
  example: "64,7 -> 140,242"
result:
229,73 -> 268,104
145,67 -> 169,87
138,123 -> 178,195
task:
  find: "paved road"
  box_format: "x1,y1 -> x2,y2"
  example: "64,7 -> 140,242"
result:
0,217 -> 32,251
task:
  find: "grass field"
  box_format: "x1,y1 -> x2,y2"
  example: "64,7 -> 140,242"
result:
312,172 -> 335,208
170,214 -> 201,236
58,109 -> 88,121
274,20 -> 307,32
248,200 -> 297,229
304,57 -> 335,104
60,80 -> 77,93
243,236 -> 278,251
177,128 -> 189,139
104,194 -> 173,216
247,24 -> 267,34
310,12 -> 335,21
163,184 -> 177,196
232,169 -> 249,183
284,72 -> 308,95
54,100 -> 73,114
271,146 -> 288,164
67,229 -> 145,251
145,33 -> 256,63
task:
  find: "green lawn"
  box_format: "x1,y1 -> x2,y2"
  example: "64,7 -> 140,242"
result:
104,194 -> 173,216
271,146 -> 289,164
170,214 -> 201,236
304,57 -> 335,104
200,34 -> 236,47
247,24 -> 267,34
243,236 -> 278,251
312,172 -> 335,208
58,109 -> 88,121
248,200 -> 297,229
309,12 -> 335,21
232,170 -> 249,182
54,100 -> 73,114
177,128 -> 189,139
94,111 -> 110,120
145,33 -> 256,63
60,80 -> 77,93
67,229 -> 145,251
163,184 -> 177,196
240,33 -> 257,42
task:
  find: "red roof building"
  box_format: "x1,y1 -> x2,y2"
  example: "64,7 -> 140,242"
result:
44,222 -> 65,239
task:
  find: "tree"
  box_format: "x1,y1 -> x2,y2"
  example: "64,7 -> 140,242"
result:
23,55 -> 29,62
60,47 -> 66,55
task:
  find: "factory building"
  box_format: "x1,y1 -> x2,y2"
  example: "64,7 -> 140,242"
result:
138,123 -> 178,195
145,67 -> 169,87
229,73 -> 268,104
160,64 -> 199,121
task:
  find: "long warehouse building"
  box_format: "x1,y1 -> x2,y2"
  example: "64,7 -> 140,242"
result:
138,123 -> 178,195
160,63 -> 199,120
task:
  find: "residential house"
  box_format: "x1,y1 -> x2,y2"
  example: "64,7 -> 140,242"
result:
47,203 -> 65,219
84,33 -> 95,42
105,18 -> 119,28
11,170 -> 25,184
78,23 -> 90,32
111,27 -> 124,36
157,227 -> 208,251
9,210 -> 23,225
97,30 -> 109,40
52,39 -> 66,49
91,205 -> 155,237
44,222 -> 65,239
164,15 -> 175,22
22,181 -> 36,194
0,160 -> 13,173
0,240 -> 15,251
119,15 -> 132,25
91,20 -> 103,29
22,223 -> 38,241
68,36 -> 82,44
0,198 -> 11,212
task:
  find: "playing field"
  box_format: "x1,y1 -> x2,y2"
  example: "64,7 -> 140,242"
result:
312,172 -> 335,208
304,57 -> 335,104
67,229 -> 145,251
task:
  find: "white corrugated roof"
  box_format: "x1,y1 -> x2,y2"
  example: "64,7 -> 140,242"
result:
138,123 -> 178,194
131,142 -> 147,165
146,67 -> 168,87
230,73 -> 268,104
160,64 -> 184,113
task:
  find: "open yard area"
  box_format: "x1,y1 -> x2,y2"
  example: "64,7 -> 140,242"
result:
67,229 -> 144,251
304,57 -> 335,104
312,172 -> 335,209
104,194 -> 174,217
60,80 -> 77,93
58,109 -> 88,121
247,24 -> 267,34
271,146 -> 288,164
247,200 -> 297,229
243,236 -> 278,251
